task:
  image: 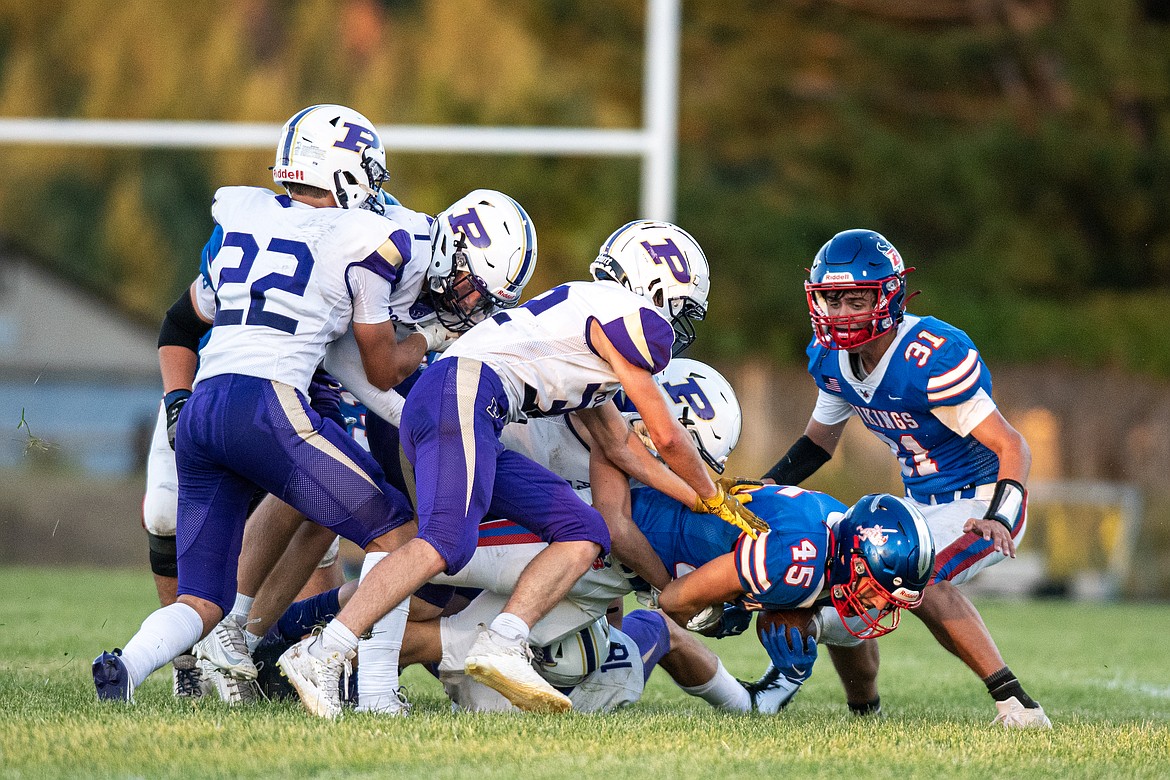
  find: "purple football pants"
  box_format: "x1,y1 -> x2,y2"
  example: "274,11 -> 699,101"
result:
175,374 -> 413,613
400,357 -> 610,574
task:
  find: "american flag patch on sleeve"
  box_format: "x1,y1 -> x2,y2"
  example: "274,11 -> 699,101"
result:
824,376 -> 842,393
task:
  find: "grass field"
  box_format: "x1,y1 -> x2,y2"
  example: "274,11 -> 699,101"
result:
1,566 -> 1167,779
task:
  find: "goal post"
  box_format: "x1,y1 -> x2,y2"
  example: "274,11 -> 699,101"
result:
0,0 -> 682,221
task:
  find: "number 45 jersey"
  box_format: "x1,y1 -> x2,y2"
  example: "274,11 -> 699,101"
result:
441,279 -> 675,422
807,313 -> 1001,500
194,186 -> 407,395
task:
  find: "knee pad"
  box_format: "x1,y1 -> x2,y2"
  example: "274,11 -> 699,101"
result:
147,532 -> 178,578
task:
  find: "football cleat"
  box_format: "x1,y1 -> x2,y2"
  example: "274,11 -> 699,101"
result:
199,659 -> 260,705
93,649 -> 133,702
992,696 -> 1052,729
193,615 -> 257,680
172,653 -> 208,699
277,635 -> 353,720
740,665 -> 801,714
464,625 -> 572,714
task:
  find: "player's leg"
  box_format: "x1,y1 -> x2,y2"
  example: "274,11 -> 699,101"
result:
140,402 -> 206,697
638,610 -> 750,712
914,498 -> 1050,728
824,640 -> 882,715
462,447 -> 609,712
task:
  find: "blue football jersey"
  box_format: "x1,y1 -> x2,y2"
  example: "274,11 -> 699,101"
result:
728,485 -> 843,609
630,486 -> 744,577
807,314 -> 1001,497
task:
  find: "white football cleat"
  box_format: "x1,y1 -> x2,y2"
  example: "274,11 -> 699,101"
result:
464,625 -> 572,714
193,615 -> 257,680
199,659 -> 259,705
992,696 -> 1052,729
278,636 -> 352,720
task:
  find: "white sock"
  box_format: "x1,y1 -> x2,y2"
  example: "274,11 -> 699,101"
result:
355,552 -> 409,711
679,660 -> 751,712
489,612 -> 530,643
243,629 -> 264,654
228,593 -> 254,623
318,620 -> 359,657
120,603 -> 204,689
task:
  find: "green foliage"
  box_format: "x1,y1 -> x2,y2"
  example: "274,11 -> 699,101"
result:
2,567 -> 1168,778
1,2 -> 1169,371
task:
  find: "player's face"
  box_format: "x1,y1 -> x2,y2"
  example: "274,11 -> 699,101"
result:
850,577 -> 892,613
822,288 -> 877,317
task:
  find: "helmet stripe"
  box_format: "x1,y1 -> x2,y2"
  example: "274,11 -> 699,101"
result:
600,220 -> 643,256
279,104 -> 322,167
502,194 -> 536,292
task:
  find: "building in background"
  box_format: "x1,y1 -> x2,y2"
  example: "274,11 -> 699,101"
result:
0,244 -> 160,475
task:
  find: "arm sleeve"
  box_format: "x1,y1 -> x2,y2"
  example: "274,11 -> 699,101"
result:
158,287 -> 212,350
931,388 -> 998,437
324,328 -> 407,426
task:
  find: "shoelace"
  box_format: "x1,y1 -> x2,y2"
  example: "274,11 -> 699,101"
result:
213,617 -> 252,659
175,665 -> 204,697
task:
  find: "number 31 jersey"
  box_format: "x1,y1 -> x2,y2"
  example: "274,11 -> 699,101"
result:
441,279 -> 675,422
194,186 -> 405,395
807,313 -> 1001,497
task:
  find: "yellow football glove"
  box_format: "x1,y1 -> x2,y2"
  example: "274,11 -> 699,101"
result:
715,477 -> 766,504
692,483 -> 770,539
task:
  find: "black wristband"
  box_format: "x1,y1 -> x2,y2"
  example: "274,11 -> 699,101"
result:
762,435 -> 831,485
982,478 -> 1025,532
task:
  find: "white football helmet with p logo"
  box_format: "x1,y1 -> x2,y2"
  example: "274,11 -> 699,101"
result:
589,220 -> 711,355
272,104 -> 389,213
428,189 -> 538,332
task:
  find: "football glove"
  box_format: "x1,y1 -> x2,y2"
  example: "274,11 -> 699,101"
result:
715,477 -> 766,504
413,319 -> 461,353
692,602 -> 754,639
758,624 -> 817,685
163,389 -> 192,451
693,483 -> 769,539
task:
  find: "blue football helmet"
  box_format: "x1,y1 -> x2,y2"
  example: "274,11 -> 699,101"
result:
829,493 -> 935,639
805,229 -> 912,350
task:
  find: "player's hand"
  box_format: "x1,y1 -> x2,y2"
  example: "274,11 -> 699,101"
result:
963,517 -> 1017,558
163,389 -> 192,450
413,319 -> 461,353
693,483 -> 770,539
759,624 -> 817,684
715,477 -> 766,505
307,368 -> 347,429
692,602 -> 754,638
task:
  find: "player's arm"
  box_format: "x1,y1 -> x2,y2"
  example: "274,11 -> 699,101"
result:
580,423 -> 672,592
326,327 -> 408,424
657,554 -> 744,628
964,409 -> 1032,557
157,279 -> 214,449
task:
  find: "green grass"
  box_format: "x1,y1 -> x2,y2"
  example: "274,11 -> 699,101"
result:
1,567 -> 1167,779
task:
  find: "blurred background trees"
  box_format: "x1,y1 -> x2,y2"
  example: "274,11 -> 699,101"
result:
1,0 -> 1168,372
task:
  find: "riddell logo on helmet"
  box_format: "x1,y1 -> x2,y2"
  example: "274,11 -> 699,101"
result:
822,272 -> 855,283
273,168 -> 305,181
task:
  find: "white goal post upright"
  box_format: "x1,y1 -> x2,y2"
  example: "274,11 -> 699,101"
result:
0,0 -> 682,222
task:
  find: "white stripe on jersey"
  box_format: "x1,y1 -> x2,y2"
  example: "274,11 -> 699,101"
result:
928,362 -> 982,402
274,382 -> 377,488
926,349 -> 979,390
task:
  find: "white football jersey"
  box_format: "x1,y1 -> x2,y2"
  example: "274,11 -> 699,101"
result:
500,415 -> 593,498
441,280 -> 675,423
194,187 -> 405,394
380,204 -> 437,326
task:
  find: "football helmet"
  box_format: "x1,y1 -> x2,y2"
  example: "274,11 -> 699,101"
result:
614,358 -> 742,473
828,493 -> 935,639
428,189 -> 537,332
272,104 -> 389,213
533,618 -> 610,688
805,229 -> 912,350
589,220 -> 710,355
